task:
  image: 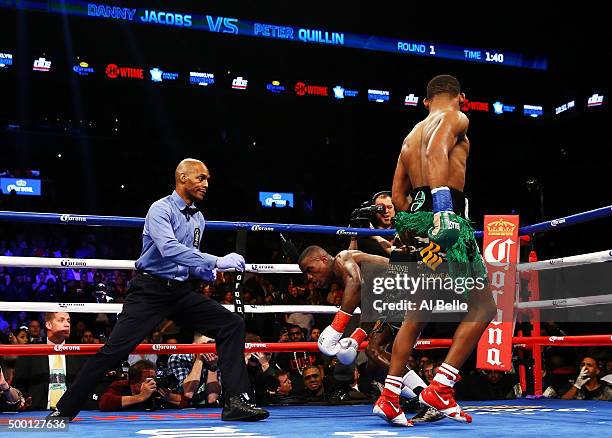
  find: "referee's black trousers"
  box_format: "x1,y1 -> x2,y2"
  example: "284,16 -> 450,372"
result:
56,273 -> 251,417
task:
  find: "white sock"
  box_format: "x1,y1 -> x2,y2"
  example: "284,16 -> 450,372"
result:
384,375 -> 402,396
433,362 -> 459,387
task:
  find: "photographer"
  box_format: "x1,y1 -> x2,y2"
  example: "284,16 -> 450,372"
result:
99,360 -> 183,411
348,191 -> 396,257
167,349 -> 221,407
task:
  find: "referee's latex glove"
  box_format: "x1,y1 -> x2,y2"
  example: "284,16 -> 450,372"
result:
216,253 -> 246,271
574,367 -> 590,389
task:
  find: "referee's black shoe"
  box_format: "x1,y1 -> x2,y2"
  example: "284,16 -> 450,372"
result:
222,394 -> 269,421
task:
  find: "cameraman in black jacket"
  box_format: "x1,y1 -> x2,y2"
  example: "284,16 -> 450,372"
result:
348,191 -> 396,258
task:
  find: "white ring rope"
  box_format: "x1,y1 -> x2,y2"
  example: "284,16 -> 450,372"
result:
0,249 -> 610,274
0,256 -> 301,274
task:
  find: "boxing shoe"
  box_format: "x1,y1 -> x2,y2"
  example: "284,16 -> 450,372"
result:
419,380 -> 471,423
373,392 -> 413,427
222,394 -> 269,422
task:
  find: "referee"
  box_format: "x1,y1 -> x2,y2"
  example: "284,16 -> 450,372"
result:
51,159 -> 269,421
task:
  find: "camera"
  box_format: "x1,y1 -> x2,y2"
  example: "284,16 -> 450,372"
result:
144,367 -> 179,411
94,283 -> 114,303
349,201 -> 385,228
155,366 -> 179,391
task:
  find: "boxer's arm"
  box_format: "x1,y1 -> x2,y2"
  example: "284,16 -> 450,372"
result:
147,203 -> 217,269
337,253 -> 362,314
391,148 -> 412,212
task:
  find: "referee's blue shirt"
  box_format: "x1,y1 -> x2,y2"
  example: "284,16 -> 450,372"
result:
135,190 -> 218,281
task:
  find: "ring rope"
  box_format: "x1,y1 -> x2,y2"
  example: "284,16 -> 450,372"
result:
1,335 -> 610,357
1,247 -> 610,274
1,205 -> 611,237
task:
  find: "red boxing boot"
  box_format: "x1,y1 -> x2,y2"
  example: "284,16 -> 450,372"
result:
373,387 -> 413,427
419,379 -> 472,423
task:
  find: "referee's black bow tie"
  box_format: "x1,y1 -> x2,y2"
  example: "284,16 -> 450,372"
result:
181,205 -> 199,220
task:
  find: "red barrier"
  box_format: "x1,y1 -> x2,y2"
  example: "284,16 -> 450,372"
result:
0,335 -> 609,356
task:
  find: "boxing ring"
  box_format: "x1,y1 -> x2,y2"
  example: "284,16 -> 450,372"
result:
1,207 -> 612,436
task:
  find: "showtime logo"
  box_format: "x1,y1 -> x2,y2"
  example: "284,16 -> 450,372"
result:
152,344 -> 177,351
294,82 -> 328,96
54,344 -> 81,352
461,99 -> 489,112
105,64 -> 144,79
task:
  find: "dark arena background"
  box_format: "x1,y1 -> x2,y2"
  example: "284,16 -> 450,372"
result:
0,2 -> 611,437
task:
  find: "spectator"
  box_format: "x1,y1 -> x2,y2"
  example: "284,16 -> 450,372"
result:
28,319 -> 44,343
562,357 -> 612,401
81,330 -> 97,344
285,311 -> 315,337
326,283 -> 342,305
301,365 -> 326,402
264,370 -> 305,405
13,312 -> 93,410
220,291 -> 234,305
273,326 -> 322,394
309,328 -> 321,342
99,360 -> 182,411
420,360 -> 435,385
10,328 -> 30,344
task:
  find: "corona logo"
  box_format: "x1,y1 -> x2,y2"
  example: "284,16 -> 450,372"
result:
485,218 -> 516,236
336,229 -> 358,236
152,344 -> 177,351
250,225 -> 274,232
60,214 -> 87,223
245,343 -> 267,349
54,345 -> 81,352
